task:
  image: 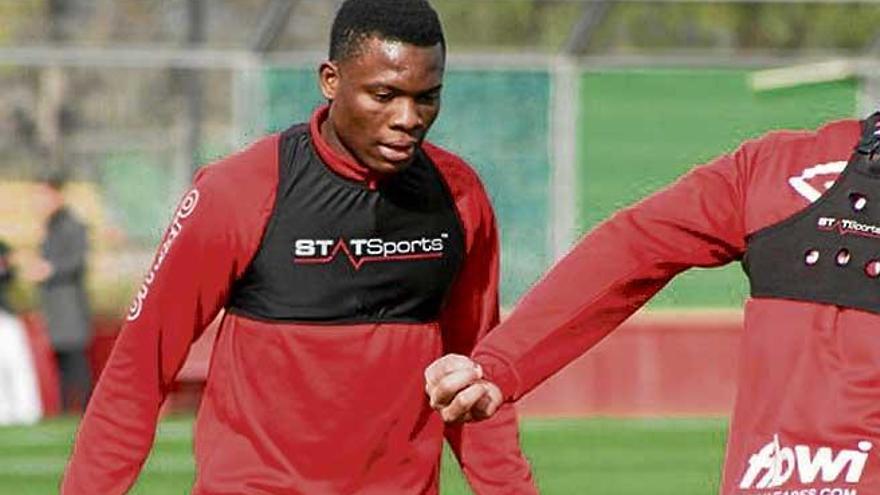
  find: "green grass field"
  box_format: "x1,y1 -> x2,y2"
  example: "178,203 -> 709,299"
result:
0,416 -> 728,494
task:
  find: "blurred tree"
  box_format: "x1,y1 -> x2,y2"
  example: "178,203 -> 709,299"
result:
436,0 -> 582,50
585,1 -> 880,54
0,1 -> 41,45
434,0 -> 880,55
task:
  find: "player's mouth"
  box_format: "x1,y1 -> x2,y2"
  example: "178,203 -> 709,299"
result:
378,142 -> 416,163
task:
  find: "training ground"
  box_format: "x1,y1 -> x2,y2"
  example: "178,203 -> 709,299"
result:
3,310 -> 739,493
0,415 -> 728,494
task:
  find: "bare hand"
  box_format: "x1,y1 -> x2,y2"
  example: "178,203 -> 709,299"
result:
22,258 -> 53,283
424,354 -> 503,423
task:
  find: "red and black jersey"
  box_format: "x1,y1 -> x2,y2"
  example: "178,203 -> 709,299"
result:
473,117 -> 880,493
62,106 -> 536,495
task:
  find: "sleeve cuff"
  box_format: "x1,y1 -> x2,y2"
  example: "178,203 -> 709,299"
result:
472,352 -> 520,402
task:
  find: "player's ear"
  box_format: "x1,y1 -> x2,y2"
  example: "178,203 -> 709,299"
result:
319,61 -> 339,101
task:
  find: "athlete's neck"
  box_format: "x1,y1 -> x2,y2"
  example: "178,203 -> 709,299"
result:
309,105 -> 379,189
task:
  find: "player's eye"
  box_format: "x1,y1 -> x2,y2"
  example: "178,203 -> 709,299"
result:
372,91 -> 394,103
417,92 -> 440,105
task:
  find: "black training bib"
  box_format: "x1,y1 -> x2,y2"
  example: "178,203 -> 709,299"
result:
229,124 -> 466,323
744,114 -> 880,314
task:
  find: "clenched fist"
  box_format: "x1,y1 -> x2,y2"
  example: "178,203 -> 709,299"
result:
424,354 -> 503,423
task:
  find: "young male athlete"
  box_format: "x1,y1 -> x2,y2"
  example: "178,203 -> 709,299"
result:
62,1 -> 536,493
427,111 -> 880,493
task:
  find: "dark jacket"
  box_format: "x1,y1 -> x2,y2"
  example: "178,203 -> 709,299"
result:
0,241 -> 13,313
40,207 -> 91,350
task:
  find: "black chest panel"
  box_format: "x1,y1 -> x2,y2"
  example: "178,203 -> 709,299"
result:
744,116 -> 880,314
228,124 -> 466,323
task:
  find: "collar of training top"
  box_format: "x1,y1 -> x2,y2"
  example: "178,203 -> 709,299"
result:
309,105 -> 383,190
855,110 -> 880,170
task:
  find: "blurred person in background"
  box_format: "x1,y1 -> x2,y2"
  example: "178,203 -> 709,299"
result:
0,239 -> 43,426
23,171 -> 92,413
427,111 -> 880,493
61,1 -> 536,494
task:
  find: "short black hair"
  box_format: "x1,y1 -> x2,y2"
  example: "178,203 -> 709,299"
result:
38,168 -> 69,191
329,0 -> 445,62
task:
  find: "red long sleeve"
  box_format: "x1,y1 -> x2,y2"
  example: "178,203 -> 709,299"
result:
61,136 -> 278,494
463,119 -> 880,494
428,143 -> 537,494
472,137 -> 756,402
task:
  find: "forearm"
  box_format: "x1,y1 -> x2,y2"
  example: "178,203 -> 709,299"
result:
61,323 -> 165,494
473,151 -> 751,401
445,402 -> 537,494
474,215 -> 679,401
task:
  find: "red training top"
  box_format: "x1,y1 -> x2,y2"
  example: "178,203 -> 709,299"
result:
62,107 -> 536,495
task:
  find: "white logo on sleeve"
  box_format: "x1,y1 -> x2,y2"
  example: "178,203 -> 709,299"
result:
788,162 -> 847,203
127,189 -> 200,321
739,434 -> 872,490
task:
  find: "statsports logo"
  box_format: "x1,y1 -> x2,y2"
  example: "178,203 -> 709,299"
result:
293,233 -> 448,271
817,217 -> 880,238
739,434 -> 872,493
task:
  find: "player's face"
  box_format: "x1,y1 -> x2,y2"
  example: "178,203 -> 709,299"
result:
34,184 -> 63,220
319,37 -> 445,175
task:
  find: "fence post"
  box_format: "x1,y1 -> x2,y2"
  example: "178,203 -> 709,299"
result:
549,56 -> 579,261
232,56 -> 268,149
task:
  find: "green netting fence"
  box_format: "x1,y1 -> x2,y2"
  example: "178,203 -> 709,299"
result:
100,65 -> 858,309
578,69 -> 857,308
